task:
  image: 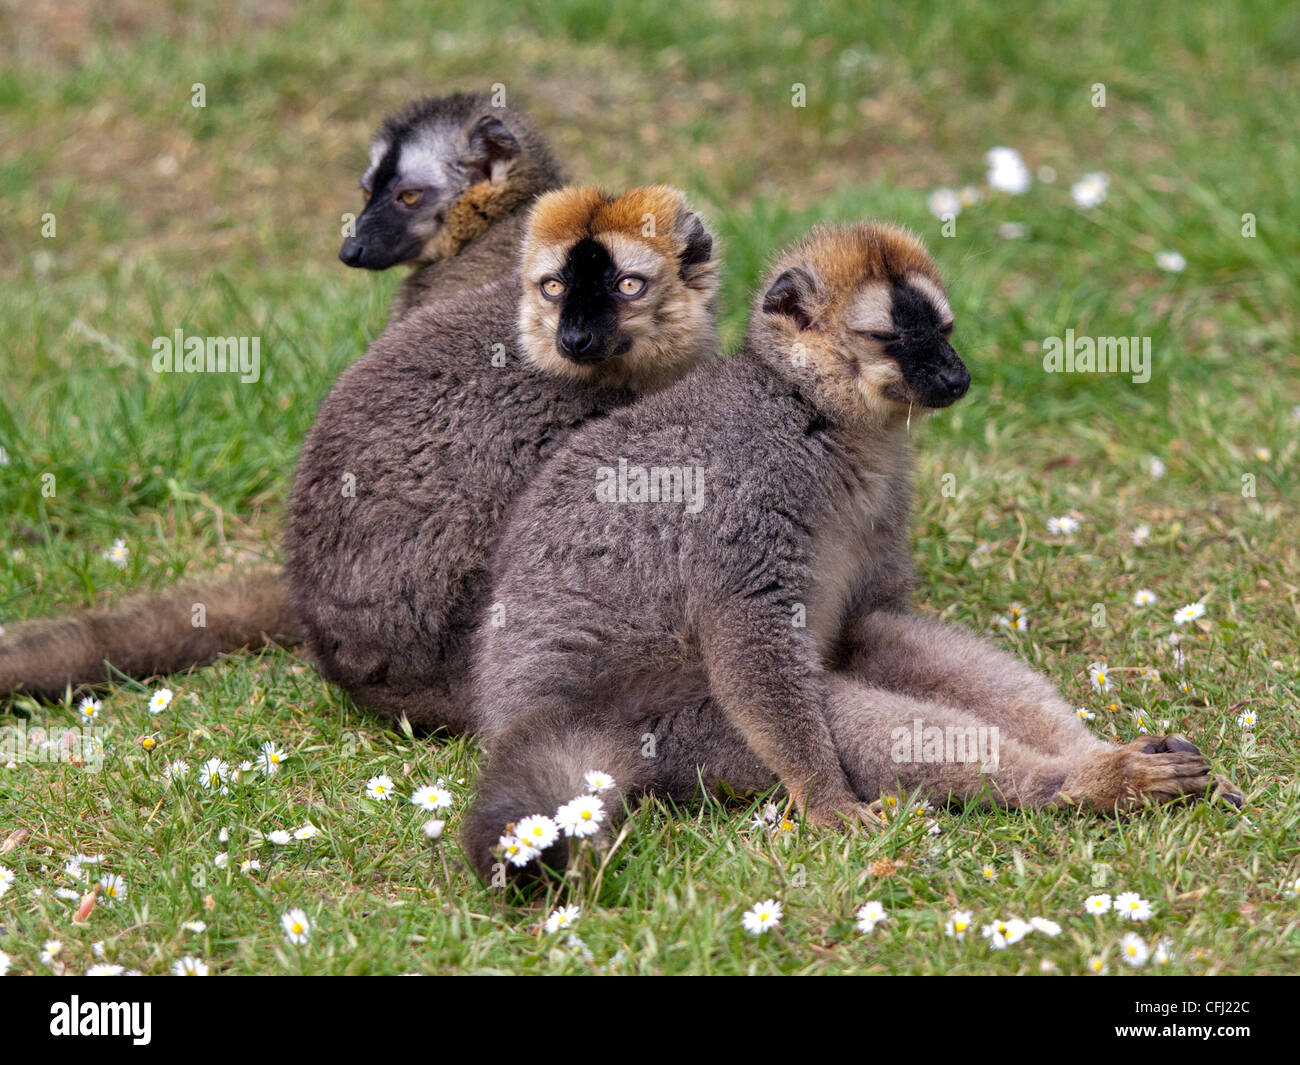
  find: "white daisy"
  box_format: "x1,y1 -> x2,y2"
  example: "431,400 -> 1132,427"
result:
172,956 -> 209,975
1153,938 -> 1174,964
1114,892 -> 1152,921
365,774 -> 395,801
985,146 -> 1032,195
1119,932 -> 1149,967
293,823 -> 319,841
0,865 -> 14,896
183,920 -> 207,933
1256,446 -> 1272,462
410,784 -> 453,811
741,898 -> 783,935
1173,603 -> 1206,626
856,901 -> 888,934
1070,171 -> 1109,208
1084,893 -> 1112,915
86,963 -> 126,976
1086,955 -> 1107,975
148,688 -> 173,714
213,853 -> 229,869
0,950 -> 8,976
544,905 -> 581,934
239,859 -> 261,874
945,910 -> 973,940
267,830 -> 292,846
927,187 -> 961,220
280,908 -> 312,945
1237,709 -> 1256,729
1132,589 -> 1157,606
103,539 -> 129,568
99,873 -> 126,903
1155,251 -> 1186,273
583,770 -> 616,792
1130,524 -> 1151,546
1029,917 -> 1061,936
499,835 -> 538,867
556,794 -> 606,838
981,863 -> 998,881
516,814 -> 560,850
1089,663 -> 1113,693
1047,515 -> 1080,536
40,939 -> 63,967
78,696 -> 103,721
197,758 -> 230,792
422,819 -> 445,840
259,741 -> 287,777
1076,708 -> 1096,721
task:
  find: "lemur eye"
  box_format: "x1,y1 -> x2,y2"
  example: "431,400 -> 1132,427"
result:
868,331 -> 899,343
398,189 -> 423,207
540,278 -> 566,300
616,275 -> 647,298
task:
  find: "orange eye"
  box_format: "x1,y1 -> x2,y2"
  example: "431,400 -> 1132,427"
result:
617,276 -> 646,297
361,187 -> 371,201
399,189 -> 423,207
540,278 -> 565,300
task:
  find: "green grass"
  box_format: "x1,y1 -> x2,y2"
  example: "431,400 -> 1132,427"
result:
0,0 -> 1297,975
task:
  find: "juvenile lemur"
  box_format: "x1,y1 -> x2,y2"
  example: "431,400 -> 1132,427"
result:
0,93 -> 568,700
286,185 -> 719,733
462,221 -> 1242,879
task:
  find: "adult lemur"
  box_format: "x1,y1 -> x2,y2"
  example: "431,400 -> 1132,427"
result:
461,221 -> 1242,879
0,93 -> 569,699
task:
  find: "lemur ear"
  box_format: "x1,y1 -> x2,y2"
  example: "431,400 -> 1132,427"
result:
674,208 -> 718,289
762,267 -> 816,330
462,115 -> 521,183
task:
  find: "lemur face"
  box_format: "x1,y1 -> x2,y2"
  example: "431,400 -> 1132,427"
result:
340,107 -> 520,270
758,223 -> 969,417
519,186 -> 719,387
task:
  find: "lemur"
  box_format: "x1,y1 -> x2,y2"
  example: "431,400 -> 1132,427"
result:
460,221 -> 1243,881
0,93 -> 569,700
285,185 -> 720,733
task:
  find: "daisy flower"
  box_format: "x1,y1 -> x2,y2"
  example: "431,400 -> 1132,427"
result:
148,688 -> 173,714
1070,171 -> 1109,208
1086,955 -> 1107,975
99,873 -> 126,903
0,865 -> 14,896
499,835 -> 538,867
1281,877 -> 1299,899
1084,893 -> 1112,915
78,696 -> 103,721
1114,892 -> 1152,921
856,901 -> 888,934
927,187 -> 961,220
213,853 -> 229,869
1119,932 -> 1149,967
544,905 -> 581,934
0,951 -> 8,976
1047,515 -> 1080,536
981,863 -> 998,881
583,770 -> 616,792
1138,666 -> 1160,682
197,758 -> 230,793
86,963 -> 125,976
741,898 -> 783,936
41,940 -> 64,967
985,146 -> 1032,195
56,887 -> 81,900
1255,446 -> 1272,462
556,794 -> 605,838
172,956 -> 209,976
293,823 -> 319,841
945,910 -> 973,940
516,814 -> 560,851
1147,456 -> 1167,479
103,539 -> 129,568
1076,708 -> 1096,721
982,918 -> 1028,949
410,784 -> 453,811
1173,603 -> 1206,626
259,742 -> 287,777
1088,663 -> 1113,693
1155,251 -> 1186,273
1029,917 -> 1061,936
281,908 -> 313,945
1130,524 -> 1151,546
267,830 -> 292,845
1132,589 -> 1157,606
1237,709 -> 1256,729
183,920 -> 207,933
1153,938 -> 1174,965
365,774 -> 395,801
422,819 -> 445,840
240,859 -> 261,874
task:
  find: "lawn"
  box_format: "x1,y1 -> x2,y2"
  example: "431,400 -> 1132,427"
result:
0,0 -> 1296,975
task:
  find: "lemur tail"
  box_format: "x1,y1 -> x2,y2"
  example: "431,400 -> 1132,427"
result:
461,706 -> 655,883
0,567 -> 300,699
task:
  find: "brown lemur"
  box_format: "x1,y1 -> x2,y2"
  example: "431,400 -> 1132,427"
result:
285,185 -> 720,734
0,93 -> 569,701
461,221 -> 1243,881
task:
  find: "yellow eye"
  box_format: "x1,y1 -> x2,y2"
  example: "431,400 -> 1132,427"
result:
540,278 -> 565,299
617,276 -> 646,297
399,189 -> 422,207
